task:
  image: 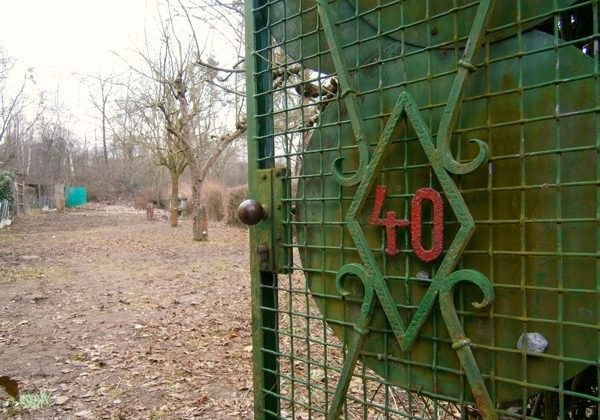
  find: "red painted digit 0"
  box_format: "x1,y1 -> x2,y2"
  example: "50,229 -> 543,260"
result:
410,188 -> 444,262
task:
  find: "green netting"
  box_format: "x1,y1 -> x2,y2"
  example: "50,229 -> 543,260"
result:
246,0 -> 599,418
65,186 -> 87,208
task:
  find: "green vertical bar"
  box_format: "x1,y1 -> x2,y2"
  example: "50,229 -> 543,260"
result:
593,0 -> 600,415
245,0 -> 279,417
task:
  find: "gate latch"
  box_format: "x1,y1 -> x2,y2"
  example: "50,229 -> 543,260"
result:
237,168 -> 290,273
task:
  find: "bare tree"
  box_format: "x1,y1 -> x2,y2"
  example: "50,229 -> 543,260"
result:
172,68 -> 246,239
0,105 -> 41,174
115,79 -> 189,227
29,113 -> 76,185
87,74 -> 115,167
126,5 -> 246,240
0,48 -> 39,171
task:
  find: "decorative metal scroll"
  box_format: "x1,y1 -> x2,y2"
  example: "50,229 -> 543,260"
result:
313,1 -> 498,417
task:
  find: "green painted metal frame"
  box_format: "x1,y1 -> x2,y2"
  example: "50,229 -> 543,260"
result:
244,0 -> 279,416
246,0 -> 600,418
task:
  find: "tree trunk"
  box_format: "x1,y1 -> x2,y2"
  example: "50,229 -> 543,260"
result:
190,170 -> 208,241
102,102 -> 108,167
169,171 -> 180,227
156,190 -> 162,212
173,74 -> 209,241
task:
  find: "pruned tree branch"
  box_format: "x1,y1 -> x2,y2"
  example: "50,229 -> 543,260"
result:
200,118 -> 246,181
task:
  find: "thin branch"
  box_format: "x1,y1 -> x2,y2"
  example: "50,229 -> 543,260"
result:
178,0 -> 204,66
202,77 -> 245,97
0,74 -> 28,144
196,58 -> 245,73
200,118 -> 247,180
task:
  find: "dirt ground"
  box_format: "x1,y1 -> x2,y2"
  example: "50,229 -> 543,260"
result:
0,205 -> 254,419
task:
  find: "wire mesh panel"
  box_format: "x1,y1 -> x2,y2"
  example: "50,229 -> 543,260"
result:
244,0 -> 599,418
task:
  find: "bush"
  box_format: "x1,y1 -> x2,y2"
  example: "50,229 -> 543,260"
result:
0,171 -> 15,203
205,187 -> 224,221
226,185 -> 248,228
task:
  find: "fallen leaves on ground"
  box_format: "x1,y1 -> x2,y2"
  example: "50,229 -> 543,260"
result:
0,206 -> 253,418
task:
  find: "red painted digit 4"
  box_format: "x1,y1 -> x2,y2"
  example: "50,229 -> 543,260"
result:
369,185 -> 444,262
369,185 -> 409,256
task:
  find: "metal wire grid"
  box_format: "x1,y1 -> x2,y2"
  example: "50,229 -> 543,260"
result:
247,0 -> 599,418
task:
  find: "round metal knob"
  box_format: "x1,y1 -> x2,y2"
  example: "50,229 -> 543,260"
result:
237,199 -> 267,225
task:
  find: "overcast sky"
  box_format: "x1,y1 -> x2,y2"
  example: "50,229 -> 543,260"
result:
0,0 -> 155,76
0,0 -> 157,140
0,0 -> 235,143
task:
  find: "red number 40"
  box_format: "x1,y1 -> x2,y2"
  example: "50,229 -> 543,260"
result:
369,185 -> 444,262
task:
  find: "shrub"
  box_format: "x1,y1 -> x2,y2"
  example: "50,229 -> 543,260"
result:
226,185 -> 248,228
0,171 -> 15,203
204,182 -> 225,221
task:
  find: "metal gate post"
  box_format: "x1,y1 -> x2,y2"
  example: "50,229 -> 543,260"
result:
244,0 -> 280,417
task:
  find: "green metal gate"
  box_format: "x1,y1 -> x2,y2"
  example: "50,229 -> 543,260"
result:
242,0 -> 599,418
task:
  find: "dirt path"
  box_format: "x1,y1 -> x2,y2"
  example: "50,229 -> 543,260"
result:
0,207 -> 253,419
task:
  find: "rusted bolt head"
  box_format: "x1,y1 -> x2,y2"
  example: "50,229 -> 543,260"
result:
237,199 -> 267,225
